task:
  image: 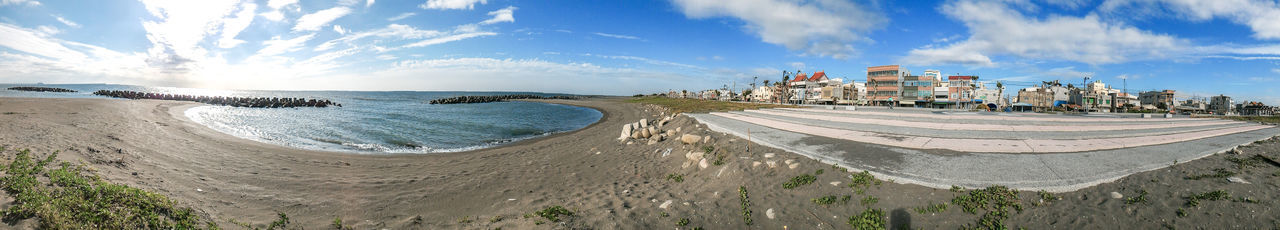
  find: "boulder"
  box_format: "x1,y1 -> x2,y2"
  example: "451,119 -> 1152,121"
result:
699,158 -> 709,169
641,128 -> 652,138
681,134 -> 701,145
665,130 -> 676,136
640,119 -> 649,128
647,138 -> 658,145
764,153 -> 775,158
647,127 -> 658,138
676,127 -> 682,133
632,130 -> 643,139
765,160 -> 777,168
1109,192 -> 1123,199
686,151 -> 704,161
703,136 -> 712,144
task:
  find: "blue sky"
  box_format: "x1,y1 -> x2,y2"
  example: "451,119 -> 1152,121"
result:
0,0 -> 1278,103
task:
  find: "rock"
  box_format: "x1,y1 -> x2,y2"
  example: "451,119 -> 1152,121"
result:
788,163 -> 799,169
647,138 -> 658,145
682,161 -> 692,168
676,127 -> 682,133
686,151 -> 704,161
622,123 -> 633,136
681,134 -> 701,145
752,161 -> 762,167
641,128 -> 652,138
766,160 -> 777,168
595,151 -> 601,155
196,188 -> 203,192
830,181 -> 842,186
665,129 -> 676,137
703,136 -> 712,144
640,119 -> 649,128
1227,176 -> 1251,184
648,127 -> 658,137
631,130 -> 643,139
699,158 -> 709,169
784,159 -> 795,165
626,141 -> 634,145
764,153 -> 776,158
661,148 -> 672,157
1109,192 -> 1123,199
766,208 -> 776,219
659,200 -> 673,209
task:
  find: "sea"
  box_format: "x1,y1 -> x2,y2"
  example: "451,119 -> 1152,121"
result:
0,84 -> 603,154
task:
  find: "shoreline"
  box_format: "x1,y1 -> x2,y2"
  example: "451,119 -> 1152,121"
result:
172,98 -> 609,156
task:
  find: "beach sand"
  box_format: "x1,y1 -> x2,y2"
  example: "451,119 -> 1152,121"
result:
0,97 -> 1278,229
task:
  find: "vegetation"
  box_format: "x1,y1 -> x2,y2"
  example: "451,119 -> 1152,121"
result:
813,195 -> 853,206
533,206 -> 574,222
1220,115 -> 1280,124
861,196 -> 879,206
950,185 -> 965,193
914,202 -> 949,214
676,217 -> 690,226
1034,190 -> 1059,206
782,174 -> 817,189
815,169 -> 824,175
848,208 -> 886,230
738,186 -> 753,225
1125,190 -> 1150,205
849,171 -> 880,194
489,215 -> 504,223
626,96 -> 798,114
952,186 -> 1023,230
332,217 -> 351,229
1225,155 -> 1267,169
0,147 -> 216,229
1184,168 -> 1236,180
1184,190 -> 1231,207
666,173 -> 685,183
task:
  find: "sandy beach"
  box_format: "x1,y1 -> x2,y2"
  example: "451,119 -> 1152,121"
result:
1,97 -> 1279,229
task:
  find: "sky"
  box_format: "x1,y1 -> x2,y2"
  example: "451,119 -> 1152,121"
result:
0,0 -> 1278,103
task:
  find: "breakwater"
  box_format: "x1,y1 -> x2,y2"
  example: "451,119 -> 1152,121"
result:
7,87 -> 77,93
428,94 -> 581,104
93,90 -> 340,108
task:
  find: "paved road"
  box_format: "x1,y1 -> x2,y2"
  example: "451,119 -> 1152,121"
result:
688,107 -> 1280,192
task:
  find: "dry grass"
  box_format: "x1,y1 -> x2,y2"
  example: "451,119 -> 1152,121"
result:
625,97 -> 798,114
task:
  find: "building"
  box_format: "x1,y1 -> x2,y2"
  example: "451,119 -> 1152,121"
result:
1140,90 -> 1176,110
1210,95 -> 1236,115
867,65 -> 909,106
1112,92 -> 1139,110
843,82 -> 867,105
750,86 -> 777,103
1238,101 -> 1274,116
972,81 -> 1002,107
948,75 -> 978,108
1070,80 -> 1113,112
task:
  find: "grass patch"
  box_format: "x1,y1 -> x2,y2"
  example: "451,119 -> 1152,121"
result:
676,217 -> 689,226
332,217 -> 351,229
950,185 -> 965,193
666,173 -> 685,183
738,186 -> 753,225
782,174 -> 817,189
626,96 -> 798,114
1184,168 -> 1236,180
489,215 -> 503,223
952,186 -> 1023,230
861,196 -> 879,206
815,169 -> 824,175
1125,190 -> 1150,205
1033,190 -> 1059,206
1225,155 -> 1267,169
1184,190 -> 1231,207
0,147 -> 216,229
533,206 -> 574,222
848,208 -> 886,230
849,171 -> 881,194
914,202 -> 949,214
1221,116 -> 1280,124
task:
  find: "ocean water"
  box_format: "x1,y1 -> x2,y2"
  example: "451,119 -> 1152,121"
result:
1,84 -> 602,154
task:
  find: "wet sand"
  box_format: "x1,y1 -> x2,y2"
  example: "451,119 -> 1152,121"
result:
0,97 -> 1278,229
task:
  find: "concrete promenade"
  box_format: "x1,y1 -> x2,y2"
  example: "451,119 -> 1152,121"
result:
687,107 -> 1280,192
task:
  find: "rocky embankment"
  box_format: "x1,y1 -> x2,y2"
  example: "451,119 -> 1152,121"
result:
428,94 -> 581,104
93,90 -> 340,108
7,86 -> 77,93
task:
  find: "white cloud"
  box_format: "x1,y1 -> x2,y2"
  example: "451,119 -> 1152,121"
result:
53,15 -> 79,28
217,3 -> 257,48
35,25 -> 58,35
1043,0 -> 1091,9
336,57 -> 715,95
1273,68 -> 1280,74
788,62 -> 805,70
584,54 -> 702,69
255,34 -> 315,57
902,0 -> 1184,66
376,54 -> 396,60
366,0 -> 375,7
0,23 -> 86,61
333,25 -> 346,35
403,32 -> 496,48
260,11 -> 285,21
1100,0 -> 1280,40
138,0 -> 241,74
0,0 -> 39,7
670,0 -> 885,59
479,6 -> 515,25
267,0 -> 297,9
420,0 -> 487,10
388,12 -> 416,21
592,32 -> 641,40
554,29 -> 572,33
293,7 -> 351,32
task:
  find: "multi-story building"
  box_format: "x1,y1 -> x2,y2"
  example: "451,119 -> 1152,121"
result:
1070,81 -> 1113,112
867,65 -> 909,106
750,86 -> 776,103
842,82 -> 867,105
972,82 -> 1002,107
1238,101 -> 1273,116
948,75 -> 978,108
1210,94 -> 1236,115
1017,87 -> 1053,109
1140,90 -> 1177,110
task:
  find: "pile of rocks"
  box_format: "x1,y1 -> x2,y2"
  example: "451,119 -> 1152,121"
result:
7,86 -> 76,93
619,115 -> 679,145
427,94 -> 580,104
